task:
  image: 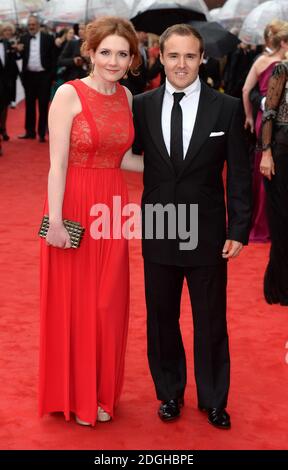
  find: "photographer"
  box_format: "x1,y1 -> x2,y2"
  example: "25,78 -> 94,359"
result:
57,23 -> 88,82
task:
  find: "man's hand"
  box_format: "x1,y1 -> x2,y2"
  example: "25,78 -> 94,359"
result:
222,239 -> 243,259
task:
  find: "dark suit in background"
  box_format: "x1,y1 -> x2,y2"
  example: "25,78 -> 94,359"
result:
0,39 -> 19,137
19,32 -> 56,139
200,57 -> 221,90
57,38 -> 88,82
223,47 -> 261,99
121,43 -> 148,95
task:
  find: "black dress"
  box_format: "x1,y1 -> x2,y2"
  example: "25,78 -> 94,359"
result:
261,61 -> 288,305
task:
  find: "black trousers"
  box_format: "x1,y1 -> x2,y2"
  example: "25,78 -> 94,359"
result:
0,106 -> 8,134
144,260 -> 230,410
22,71 -> 52,138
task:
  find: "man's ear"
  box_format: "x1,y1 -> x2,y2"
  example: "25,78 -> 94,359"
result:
159,52 -> 164,65
200,52 -> 204,65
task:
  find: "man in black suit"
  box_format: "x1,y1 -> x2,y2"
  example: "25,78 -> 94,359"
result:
133,25 -> 252,429
18,15 -> 56,142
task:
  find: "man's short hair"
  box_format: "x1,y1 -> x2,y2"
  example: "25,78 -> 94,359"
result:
160,24 -> 204,56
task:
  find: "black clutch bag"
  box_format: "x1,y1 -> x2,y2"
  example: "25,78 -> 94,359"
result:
38,215 -> 85,248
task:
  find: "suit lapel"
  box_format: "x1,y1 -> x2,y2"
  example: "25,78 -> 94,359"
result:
146,85 -> 174,172
178,82 -> 221,177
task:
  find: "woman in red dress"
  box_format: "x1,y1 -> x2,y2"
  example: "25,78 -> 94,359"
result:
39,17 -> 143,426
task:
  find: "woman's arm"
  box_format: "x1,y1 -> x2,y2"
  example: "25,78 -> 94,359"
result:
121,86 -> 144,173
260,63 -> 287,180
46,84 -> 80,248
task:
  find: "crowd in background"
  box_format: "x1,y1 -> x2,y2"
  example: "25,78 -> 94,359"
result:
1,15 -> 288,252
0,15 -> 286,146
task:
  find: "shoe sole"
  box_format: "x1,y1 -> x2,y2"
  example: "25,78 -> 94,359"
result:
75,417 -> 91,426
208,420 -> 231,430
97,415 -> 112,423
158,413 -> 180,422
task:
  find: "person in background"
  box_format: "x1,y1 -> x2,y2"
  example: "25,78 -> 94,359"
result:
17,15 -> 56,142
242,21 -> 287,243
147,38 -> 161,89
259,26 -> 288,306
57,23 -> 88,82
51,28 -> 75,98
199,55 -> 221,90
0,22 -> 19,141
121,30 -> 148,94
223,42 -> 260,100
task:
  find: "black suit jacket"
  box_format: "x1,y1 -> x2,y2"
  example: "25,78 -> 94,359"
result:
57,39 -> 87,81
121,50 -> 148,95
20,32 -> 56,74
133,82 -> 252,267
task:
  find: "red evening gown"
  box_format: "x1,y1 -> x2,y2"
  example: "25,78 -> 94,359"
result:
39,79 -> 134,425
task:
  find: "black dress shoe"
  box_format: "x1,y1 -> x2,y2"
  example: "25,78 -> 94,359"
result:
199,406 -> 231,429
208,408 -> 231,429
39,136 -> 46,143
158,399 -> 181,422
2,133 -> 9,141
18,133 -> 36,139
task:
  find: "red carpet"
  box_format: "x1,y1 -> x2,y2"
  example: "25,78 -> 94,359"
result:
0,102 -> 287,450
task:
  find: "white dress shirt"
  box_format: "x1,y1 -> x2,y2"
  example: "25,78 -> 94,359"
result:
162,76 -> 201,159
27,31 -> 44,72
0,42 -> 5,67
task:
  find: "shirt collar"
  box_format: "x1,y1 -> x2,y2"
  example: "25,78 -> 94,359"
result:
31,31 -> 40,39
165,76 -> 201,98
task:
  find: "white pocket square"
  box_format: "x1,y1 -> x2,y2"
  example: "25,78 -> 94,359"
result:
209,131 -> 225,137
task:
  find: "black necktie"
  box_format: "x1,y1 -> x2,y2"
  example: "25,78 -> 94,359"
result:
30,35 -> 36,40
170,92 -> 185,172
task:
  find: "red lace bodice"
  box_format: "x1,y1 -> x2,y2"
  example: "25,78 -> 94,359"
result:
67,79 -> 134,169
